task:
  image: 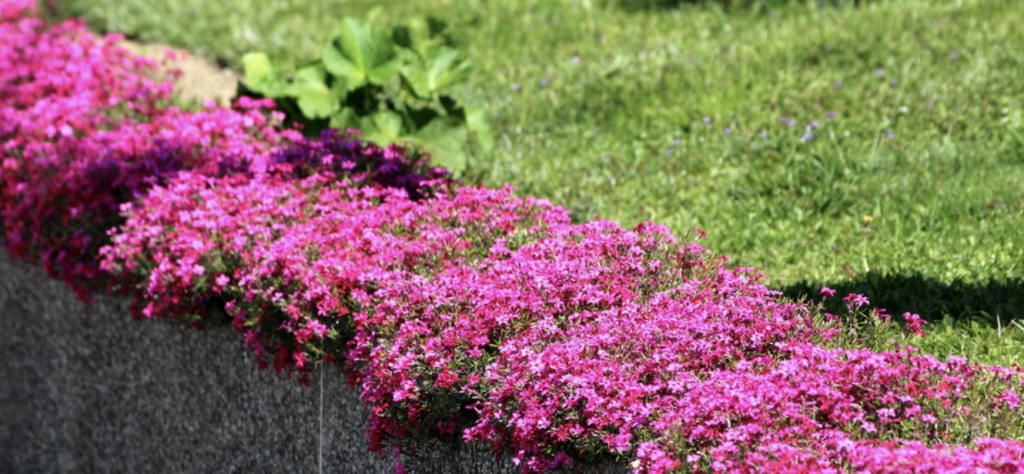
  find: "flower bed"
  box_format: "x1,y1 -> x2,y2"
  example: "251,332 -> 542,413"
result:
2,2 -> 1024,473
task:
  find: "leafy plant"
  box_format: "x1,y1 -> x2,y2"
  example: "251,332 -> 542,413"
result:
236,16 -> 493,173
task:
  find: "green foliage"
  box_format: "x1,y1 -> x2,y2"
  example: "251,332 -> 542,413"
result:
235,16 -> 493,173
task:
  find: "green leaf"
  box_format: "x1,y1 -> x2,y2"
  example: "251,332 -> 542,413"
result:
322,17 -> 402,89
242,52 -> 274,87
329,107 -> 361,132
465,108 -> 495,154
295,89 -> 338,119
283,64 -> 341,119
241,52 -> 286,97
439,95 -> 464,117
423,47 -> 473,94
406,106 -> 441,131
400,47 -> 471,99
393,17 -> 453,58
412,117 -> 469,172
285,64 -> 327,94
393,17 -> 436,57
357,110 -> 408,146
399,52 -> 431,98
365,110 -> 406,144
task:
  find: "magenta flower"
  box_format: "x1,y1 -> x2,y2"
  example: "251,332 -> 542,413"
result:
844,293 -> 870,307
902,312 -> 928,337
819,287 -> 836,298
997,390 -> 1021,410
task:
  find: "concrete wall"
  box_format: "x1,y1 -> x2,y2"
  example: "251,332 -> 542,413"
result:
0,252 -> 627,474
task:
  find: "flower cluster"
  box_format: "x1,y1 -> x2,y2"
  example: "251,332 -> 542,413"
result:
100,173 -> 567,382
4,4 -> 1024,474
268,128 -> 453,201
0,5 -> 447,303
346,223 -> 1024,473
0,5 -> 303,301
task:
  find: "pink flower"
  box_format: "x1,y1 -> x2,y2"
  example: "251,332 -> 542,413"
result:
843,293 -> 870,307
996,390 -> 1020,410
902,312 -> 927,337
819,286 -> 836,298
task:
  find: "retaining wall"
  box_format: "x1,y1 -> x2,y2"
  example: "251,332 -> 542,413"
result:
0,252 -> 627,474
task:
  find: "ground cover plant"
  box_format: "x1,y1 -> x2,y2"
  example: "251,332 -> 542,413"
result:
5,2 -> 1024,473
0,16 -> 298,301
47,0 -> 1024,366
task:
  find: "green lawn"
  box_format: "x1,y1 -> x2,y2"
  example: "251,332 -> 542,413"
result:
48,0 -> 1024,365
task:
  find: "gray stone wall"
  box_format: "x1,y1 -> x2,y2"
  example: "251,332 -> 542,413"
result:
0,252 -> 627,474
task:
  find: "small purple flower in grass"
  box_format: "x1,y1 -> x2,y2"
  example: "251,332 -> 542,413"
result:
950,51 -> 960,59
673,139 -> 681,146
928,101 -> 934,108
703,116 -> 711,123
825,111 -> 837,119
572,55 -> 580,64
539,77 -> 550,86
834,79 -> 842,89
800,133 -> 814,142
511,82 -> 521,92
875,68 -> 884,76
891,79 -> 898,86
724,128 -> 732,135
759,131 -> 768,138
664,149 -> 672,156
820,287 -> 836,298
886,129 -> 895,139
788,118 -> 797,127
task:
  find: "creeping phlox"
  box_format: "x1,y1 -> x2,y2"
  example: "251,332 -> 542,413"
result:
3,3 -> 1024,473
0,1 -> 306,301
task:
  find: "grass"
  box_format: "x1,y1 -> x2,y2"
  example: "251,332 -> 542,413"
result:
45,0 -> 1024,367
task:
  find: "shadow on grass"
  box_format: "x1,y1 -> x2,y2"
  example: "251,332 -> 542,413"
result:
615,0 -> 868,12
780,272 -> 1024,327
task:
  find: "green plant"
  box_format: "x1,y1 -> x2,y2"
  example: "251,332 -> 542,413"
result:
236,16 -> 493,173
